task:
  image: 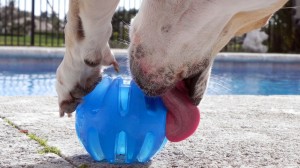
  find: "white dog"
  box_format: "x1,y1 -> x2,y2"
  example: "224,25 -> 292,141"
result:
56,0 -> 288,142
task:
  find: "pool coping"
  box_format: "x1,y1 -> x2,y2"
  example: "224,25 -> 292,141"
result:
0,46 -> 300,62
217,52 -> 300,63
0,47 -> 127,59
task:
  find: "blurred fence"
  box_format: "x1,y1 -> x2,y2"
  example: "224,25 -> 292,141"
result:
0,0 -> 67,47
0,0 -> 299,53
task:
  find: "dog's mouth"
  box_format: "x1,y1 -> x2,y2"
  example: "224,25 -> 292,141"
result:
131,64 -> 204,142
161,79 -> 200,142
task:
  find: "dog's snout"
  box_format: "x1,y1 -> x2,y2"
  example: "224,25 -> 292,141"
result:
130,44 -> 147,60
131,33 -> 141,45
130,57 -> 151,78
135,45 -> 146,59
129,44 -> 153,77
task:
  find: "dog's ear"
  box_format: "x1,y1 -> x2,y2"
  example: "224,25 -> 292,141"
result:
213,0 -> 288,54
234,14 -> 272,36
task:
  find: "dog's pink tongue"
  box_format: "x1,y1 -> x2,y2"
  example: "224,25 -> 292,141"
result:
162,82 -> 200,142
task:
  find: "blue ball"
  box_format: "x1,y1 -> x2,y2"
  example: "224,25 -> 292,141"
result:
75,76 -> 167,163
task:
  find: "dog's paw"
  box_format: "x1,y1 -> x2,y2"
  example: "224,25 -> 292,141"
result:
56,45 -> 118,117
56,65 -> 103,117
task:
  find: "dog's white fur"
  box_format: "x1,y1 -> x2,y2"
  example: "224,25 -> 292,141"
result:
56,0 -> 288,116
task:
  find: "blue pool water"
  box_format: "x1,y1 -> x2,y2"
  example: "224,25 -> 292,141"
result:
208,61 -> 300,95
0,56 -> 300,96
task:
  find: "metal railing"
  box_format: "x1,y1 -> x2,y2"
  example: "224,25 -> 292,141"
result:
0,0 -> 67,47
0,0 -> 299,53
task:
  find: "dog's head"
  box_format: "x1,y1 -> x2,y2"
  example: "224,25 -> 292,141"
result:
128,0 -> 287,142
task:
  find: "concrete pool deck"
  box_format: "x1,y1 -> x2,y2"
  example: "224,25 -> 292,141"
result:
1,47 -> 300,62
0,96 -> 299,168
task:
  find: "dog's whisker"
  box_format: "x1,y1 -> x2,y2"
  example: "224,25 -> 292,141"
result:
117,39 -> 130,45
206,86 -> 222,95
122,20 -> 131,27
209,75 -> 232,91
210,75 -> 231,86
213,81 -> 232,92
116,41 -> 129,47
116,40 -> 129,48
212,76 -> 233,86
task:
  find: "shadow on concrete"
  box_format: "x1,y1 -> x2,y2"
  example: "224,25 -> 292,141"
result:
67,154 -> 153,168
9,154 -> 153,168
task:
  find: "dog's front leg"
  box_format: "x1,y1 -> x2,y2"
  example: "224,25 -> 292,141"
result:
56,0 -> 119,117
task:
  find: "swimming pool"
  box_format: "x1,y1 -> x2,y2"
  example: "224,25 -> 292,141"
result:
0,50 -> 300,96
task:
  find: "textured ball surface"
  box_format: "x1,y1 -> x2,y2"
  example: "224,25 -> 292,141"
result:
76,76 -> 167,163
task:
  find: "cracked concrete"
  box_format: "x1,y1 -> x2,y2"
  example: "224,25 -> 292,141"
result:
0,96 -> 299,168
0,118 -> 73,168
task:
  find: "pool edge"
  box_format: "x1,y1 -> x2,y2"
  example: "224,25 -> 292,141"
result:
0,46 -> 300,62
